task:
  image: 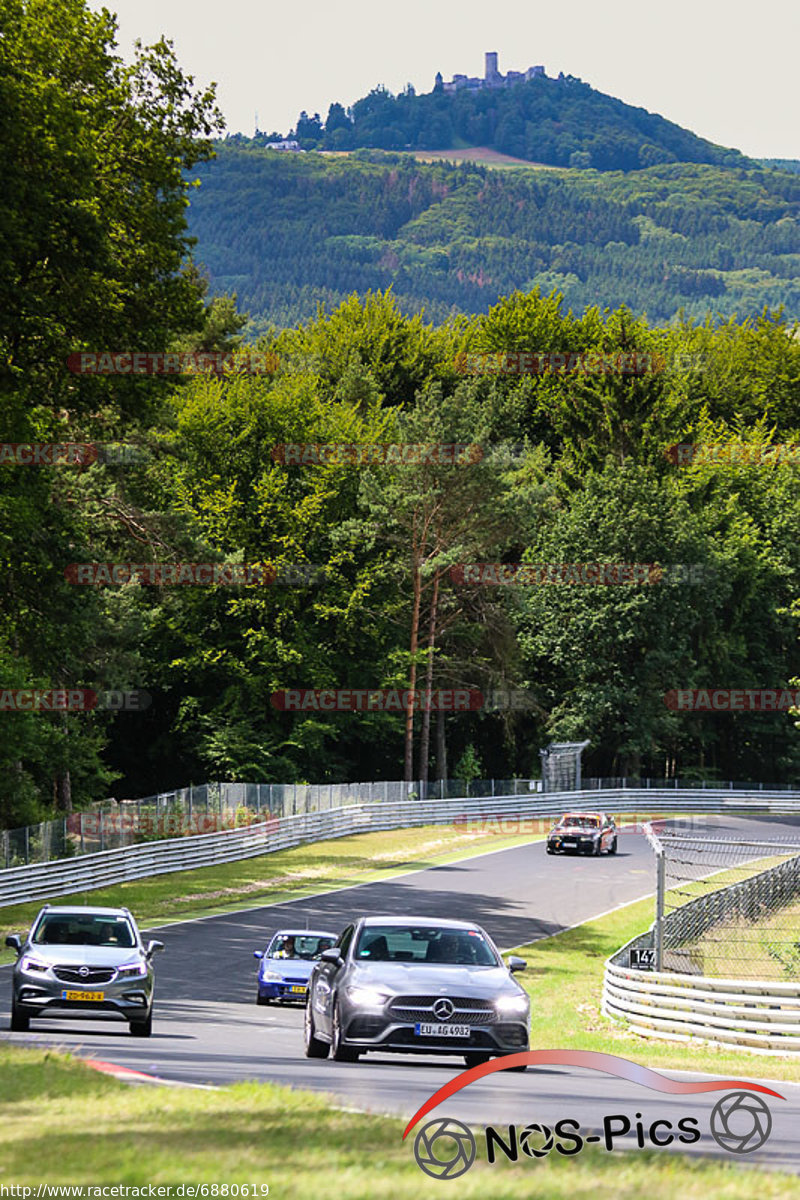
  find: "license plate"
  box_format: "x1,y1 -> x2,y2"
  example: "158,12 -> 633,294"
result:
415,1023 -> 472,1038
62,989 -> 104,1002
562,840 -> 576,847
289,986 -> 307,994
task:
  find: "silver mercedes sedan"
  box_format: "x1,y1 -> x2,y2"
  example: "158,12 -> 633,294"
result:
304,915 -> 529,1068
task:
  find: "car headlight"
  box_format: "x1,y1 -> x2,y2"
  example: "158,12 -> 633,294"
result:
495,994 -> 529,1015
345,985 -> 390,1007
116,961 -> 148,979
19,955 -> 49,974
261,970 -> 284,982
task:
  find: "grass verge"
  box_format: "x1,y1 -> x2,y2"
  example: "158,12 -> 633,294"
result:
513,896 -> 800,1082
686,895 -> 800,980
0,1043 -> 795,1195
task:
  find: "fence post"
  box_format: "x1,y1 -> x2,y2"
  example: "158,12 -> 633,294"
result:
25,825 -> 29,865
655,848 -> 665,971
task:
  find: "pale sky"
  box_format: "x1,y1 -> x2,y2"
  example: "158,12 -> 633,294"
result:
96,0 -> 799,159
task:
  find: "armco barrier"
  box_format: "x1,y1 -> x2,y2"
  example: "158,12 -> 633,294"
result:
603,839 -> 800,1055
603,951 -> 800,1056
2,787 -> 800,909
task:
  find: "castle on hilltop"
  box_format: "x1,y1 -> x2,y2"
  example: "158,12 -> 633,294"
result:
434,52 -> 546,94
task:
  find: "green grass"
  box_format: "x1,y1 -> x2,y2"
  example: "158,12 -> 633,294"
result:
686,895 -> 800,980
0,822 -> 545,958
0,1044 -> 795,1195
513,897 -> 800,1081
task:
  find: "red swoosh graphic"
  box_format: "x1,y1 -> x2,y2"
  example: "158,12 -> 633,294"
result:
402,1049 -> 785,1139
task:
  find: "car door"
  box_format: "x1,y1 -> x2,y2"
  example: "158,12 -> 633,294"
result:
314,923 -> 353,1034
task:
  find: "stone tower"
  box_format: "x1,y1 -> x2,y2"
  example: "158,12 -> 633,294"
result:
485,51 -> 499,81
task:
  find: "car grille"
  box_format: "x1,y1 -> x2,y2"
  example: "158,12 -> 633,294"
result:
389,995 -> 496,1025
53,966 -> 117,985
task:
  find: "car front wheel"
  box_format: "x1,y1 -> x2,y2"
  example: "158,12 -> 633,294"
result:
304,999 -> 329,1058
608,837 -> 618,855
129,1010 -> 152,1037
10,997 -> 29,1032
330,999 -> 360,1062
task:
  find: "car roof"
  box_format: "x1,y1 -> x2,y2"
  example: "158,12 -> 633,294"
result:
37,906 -> 134,917
268,929 -> 337,939
358,915 -> 486,932
560,811 -> 605,819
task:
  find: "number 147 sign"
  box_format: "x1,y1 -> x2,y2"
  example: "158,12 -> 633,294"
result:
629,948 -> 656,969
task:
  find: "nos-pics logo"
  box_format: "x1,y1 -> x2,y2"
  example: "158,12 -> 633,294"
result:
404,1050 -> 783,1180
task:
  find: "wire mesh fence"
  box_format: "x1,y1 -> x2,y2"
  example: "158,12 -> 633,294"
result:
0,777 -> 546,867
654,831 -> 800,979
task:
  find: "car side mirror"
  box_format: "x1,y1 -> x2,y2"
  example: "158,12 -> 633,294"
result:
253,950 -> 263,959
4,934 -> 21,954
320,947 -> 342,964
146,940 -> 164,958
506,956 -> 527,973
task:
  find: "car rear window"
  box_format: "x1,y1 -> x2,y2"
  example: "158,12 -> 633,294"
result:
32,913 -> 136,948
354,925 -> 498,966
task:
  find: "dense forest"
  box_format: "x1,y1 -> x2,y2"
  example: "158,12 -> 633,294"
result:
2,1 -> 800,833
247,71 -> 750,172
187,148 -> 800,328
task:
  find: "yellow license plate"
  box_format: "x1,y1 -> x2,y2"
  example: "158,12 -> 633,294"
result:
289,986 -> 307,994
62,989 -> 105,1002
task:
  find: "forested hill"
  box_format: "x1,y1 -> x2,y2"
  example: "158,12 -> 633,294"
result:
245,72 -> 750,173
187,148 -> 800,330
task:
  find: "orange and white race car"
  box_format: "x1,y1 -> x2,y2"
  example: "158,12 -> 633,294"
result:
546,811 -> 617,856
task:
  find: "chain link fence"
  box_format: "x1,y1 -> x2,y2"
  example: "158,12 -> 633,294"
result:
650,829 -> 800,979
3,773 -> 799,869
0,778 -> 547,867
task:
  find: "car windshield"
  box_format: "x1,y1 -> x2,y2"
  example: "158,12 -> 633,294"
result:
354,925 -> 498,966
562,815 -> 598,827
32,913 -> 136,948
268,934 -> 336,960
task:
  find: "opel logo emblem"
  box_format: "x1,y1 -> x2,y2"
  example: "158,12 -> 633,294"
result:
433,998 -> 455,1021
79,966 -> 89,977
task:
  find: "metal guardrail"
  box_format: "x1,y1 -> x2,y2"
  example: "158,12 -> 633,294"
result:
2,787 -> 800,910
603,835 -> 800,1055
603,953 -> 800,1055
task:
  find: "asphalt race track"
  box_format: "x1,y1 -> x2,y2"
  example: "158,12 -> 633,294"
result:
3,815 -> 800,1174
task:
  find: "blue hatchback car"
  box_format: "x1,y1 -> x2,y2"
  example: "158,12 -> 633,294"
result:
254,929 -> 338,1004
